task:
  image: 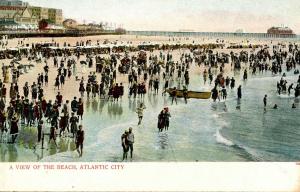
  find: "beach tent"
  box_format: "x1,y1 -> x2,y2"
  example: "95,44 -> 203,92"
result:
48,46 -> 59,50
8,48 -> 18,51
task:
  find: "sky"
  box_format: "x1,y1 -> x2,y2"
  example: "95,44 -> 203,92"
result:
25,0 -> 300,33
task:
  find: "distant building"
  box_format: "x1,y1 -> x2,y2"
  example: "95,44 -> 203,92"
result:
63,19 -> 78,29
29,6 -> 62,25
13,6 -> 38,25
267,27 -> 295,36
0,0 -> 63,26
0,5 -> 25,18
0,0 -> 28,7
0,6 -> 38,29
29,6 -> 49,20
48,8 -> 63,25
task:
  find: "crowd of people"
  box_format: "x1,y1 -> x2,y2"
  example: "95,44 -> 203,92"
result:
0,36 -> 299,161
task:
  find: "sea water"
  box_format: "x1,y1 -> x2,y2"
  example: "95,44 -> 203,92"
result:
39,63 -> 300,162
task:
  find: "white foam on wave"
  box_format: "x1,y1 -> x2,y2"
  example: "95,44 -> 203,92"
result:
212,114 -> 219,118
213,114 -> 234,146
249,74 -> 298,82
278,94 -> 295,99
91,121 -> 136,148
214,128 -> 234,146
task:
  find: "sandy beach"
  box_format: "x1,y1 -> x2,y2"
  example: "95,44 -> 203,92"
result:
1,34 -> 292,101
0,34 -> 299,162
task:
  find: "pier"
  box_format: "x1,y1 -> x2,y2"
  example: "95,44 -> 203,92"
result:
127,30 -> 299,39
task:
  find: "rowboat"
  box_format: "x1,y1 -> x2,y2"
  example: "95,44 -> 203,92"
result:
166,89 -> 211,99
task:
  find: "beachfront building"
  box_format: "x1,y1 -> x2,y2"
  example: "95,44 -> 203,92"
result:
13,6 -> 38,25
267,27 -> 295,36
0,0 -> 28,7
0,6 -> 38,29
29,6 -> 49,20
63,19 -> 78,29
29,6 -> 63,26
0,5 -> 25,18
0,0 -> 63,28
48,8 -> 63,25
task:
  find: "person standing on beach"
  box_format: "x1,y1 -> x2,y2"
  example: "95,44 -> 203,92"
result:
79,80 -> 85,98
10,115 -> 19,143
288,84 -> 293,96
263,95 -> 267,112
203,69 -> 208,84
221,86 -> 227,100
157,109 -> 165,132
70,112 -> 79,138
243,69 -> 248,81
71,97 -> 78,113
171,87 -> 177,105
127,127 -> 134,159
54,76 -> 60,90
183,86 -> 188,104
49,125 -> 58,147
23,82 -> 29,98
37,120 -> 43,143
77,98 -> 84,120
237,85 -> 242,99
136,103 -> 146,125
230,77 -> 235,89
1,84 -> 6,102
44,72 -> 48,86
154,79 -> 159,94
163,107 -> 171,131
209,73 -> 213,84
76,125 -> 84,157
121,130 -> 129,160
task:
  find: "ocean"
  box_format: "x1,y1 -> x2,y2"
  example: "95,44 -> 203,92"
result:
40,60 -> 300,162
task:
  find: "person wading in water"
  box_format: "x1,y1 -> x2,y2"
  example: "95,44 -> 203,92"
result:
136,103 -> 146,125
121,130 -> 129,161
263,95 -> 267,112
183,86 -> 188,104
127,127 -> 134,159
76,125 -> 84,157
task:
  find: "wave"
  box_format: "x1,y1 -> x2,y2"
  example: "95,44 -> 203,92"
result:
277,94 -> 295,99
213,113 -> 263,161
215,129 -> 233,146
215,128 -> 263,161
213,113 -> 234,146
249,73 -> 298,82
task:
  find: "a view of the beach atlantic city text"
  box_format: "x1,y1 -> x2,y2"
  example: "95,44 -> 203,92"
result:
0,0 -> 299,162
